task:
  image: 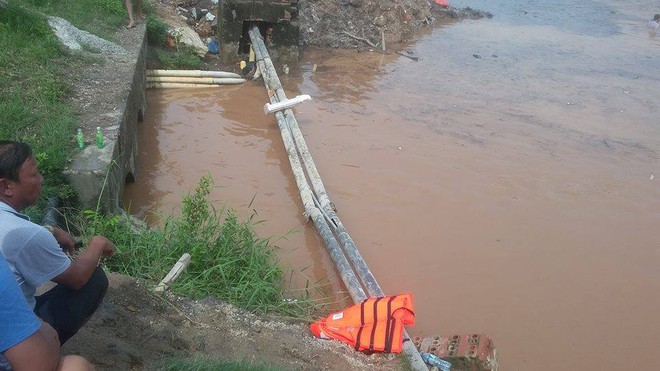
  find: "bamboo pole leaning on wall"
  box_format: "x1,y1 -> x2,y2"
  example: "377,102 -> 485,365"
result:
248,27 -> 428,371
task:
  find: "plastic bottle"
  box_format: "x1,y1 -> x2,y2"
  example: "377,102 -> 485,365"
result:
95,127 -> 104,148
420,352 -> 452,371
76,128 -> 85,149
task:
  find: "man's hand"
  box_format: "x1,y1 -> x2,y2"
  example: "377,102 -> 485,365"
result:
51,227 -> 76,255
89,236 -> 115,258
52,235 -> 115,290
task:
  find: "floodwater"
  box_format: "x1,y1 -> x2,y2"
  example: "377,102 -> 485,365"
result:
124,0 -> 660,369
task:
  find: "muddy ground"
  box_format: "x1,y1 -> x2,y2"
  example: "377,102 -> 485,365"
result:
58,0 -> 489,369
62,273 -> 402,370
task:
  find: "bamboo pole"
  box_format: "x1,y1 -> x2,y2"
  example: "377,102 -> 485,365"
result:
147,83 -> 224,89
147,76 -> 246,85
153,253 -> 191,293
248,27 -> 427,371
146,69 -> 242,79
251,28 -> 382,297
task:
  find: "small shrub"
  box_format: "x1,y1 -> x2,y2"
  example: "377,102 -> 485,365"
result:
159,48 -> 203,70
146,15 -> 169,47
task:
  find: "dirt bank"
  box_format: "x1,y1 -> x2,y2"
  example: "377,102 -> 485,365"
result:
63,273 -> 402,370
298,0 -> 433,48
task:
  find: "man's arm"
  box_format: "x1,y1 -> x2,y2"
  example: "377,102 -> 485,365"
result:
48,226 -> 76,255
3,322 -> 60,371
51,236 -> 115,290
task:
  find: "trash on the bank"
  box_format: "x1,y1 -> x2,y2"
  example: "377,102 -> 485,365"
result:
207,39 -> 219,54
264,94 -> 312,114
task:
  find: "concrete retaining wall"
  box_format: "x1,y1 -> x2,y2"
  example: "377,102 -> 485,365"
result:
64,27 -> 147,212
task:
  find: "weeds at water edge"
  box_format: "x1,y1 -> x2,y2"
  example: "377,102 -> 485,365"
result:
81,174 -> 319,318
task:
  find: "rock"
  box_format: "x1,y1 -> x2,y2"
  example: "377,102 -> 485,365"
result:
174,26 -> 208,57
195,20 -> 214,38
46,16 -> 126,55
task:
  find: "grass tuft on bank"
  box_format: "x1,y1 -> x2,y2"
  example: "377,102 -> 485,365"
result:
83,175 -> 317,317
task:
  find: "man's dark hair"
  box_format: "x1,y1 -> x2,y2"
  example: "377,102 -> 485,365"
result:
0,141 -> 33,182
655,14 -> 660,21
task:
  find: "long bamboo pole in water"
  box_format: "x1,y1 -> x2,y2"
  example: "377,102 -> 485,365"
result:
248,27 -> 427,371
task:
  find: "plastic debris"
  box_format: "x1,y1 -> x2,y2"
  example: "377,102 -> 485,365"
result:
264,95 -> 312,114
420,352 -> 452,371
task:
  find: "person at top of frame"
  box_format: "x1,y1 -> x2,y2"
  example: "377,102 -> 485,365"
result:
124,0 -> 143,29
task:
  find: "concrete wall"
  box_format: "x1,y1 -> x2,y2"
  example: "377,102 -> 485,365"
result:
217,0 -> 300,48
64,28 -> 147,212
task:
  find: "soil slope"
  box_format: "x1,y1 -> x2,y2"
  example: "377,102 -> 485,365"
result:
298,0 -> 434,47
62,274 -> 402,370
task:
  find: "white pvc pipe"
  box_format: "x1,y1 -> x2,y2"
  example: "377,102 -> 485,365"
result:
147,69 -> 242,79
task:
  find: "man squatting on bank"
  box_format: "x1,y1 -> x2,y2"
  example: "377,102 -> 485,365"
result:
0,141 -> 115,363
1,251 -> 94,370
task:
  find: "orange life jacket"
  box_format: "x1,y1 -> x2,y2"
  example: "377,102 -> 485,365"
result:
310,294 -> 415,353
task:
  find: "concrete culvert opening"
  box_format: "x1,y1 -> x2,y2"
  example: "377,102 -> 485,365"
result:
218,0 -> 300,62
238,20 -> 273,54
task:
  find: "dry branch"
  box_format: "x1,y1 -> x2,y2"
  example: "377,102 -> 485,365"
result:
341,31 -> 377,48
396,51 -> 419,61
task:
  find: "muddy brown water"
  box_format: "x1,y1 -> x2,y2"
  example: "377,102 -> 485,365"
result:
125,1 -> 660,369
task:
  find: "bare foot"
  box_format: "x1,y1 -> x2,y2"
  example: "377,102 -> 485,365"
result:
126,21 -> 135,29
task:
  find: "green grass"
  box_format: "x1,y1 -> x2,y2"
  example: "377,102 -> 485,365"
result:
0,1 -> 82,216
147,16 -> 204,70
21,0 -> 128,41
0,0 -> 158,217
81,175 -> 318,318
158,47 -> 204,70
162,356 -> 287,371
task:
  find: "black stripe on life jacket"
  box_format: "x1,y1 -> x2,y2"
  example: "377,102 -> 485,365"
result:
384,295 -> 397,352
354,298 -> 367,351
368,297 -> 384,351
